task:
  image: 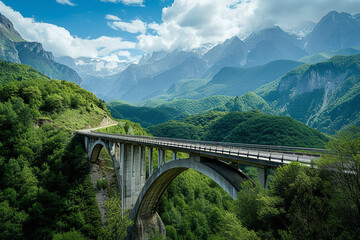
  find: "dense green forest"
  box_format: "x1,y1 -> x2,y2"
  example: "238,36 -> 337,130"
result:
0,60 -> 49,85
141,95 -> 232,115
0,61 -> 112,239
106,101 -> 186,127
147,110 -> 329,148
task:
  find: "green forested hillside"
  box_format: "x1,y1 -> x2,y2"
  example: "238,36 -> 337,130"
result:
0,62 -> 109,239
148,110 -> 329,148
106,101 -> 185,127
0,60 -> 49,85
215,92 -> 273,114
151,95 -> 232,115
258,54 -> 360,134
110,93 -> 273,127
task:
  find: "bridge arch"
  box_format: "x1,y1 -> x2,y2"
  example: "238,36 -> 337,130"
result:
88,139 -> 112,163
130,157 -> 249,220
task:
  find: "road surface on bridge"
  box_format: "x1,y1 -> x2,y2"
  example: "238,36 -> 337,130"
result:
77,129 -> 327,168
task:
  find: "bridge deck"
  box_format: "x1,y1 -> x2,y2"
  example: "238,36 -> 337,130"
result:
77,130 -> 327,168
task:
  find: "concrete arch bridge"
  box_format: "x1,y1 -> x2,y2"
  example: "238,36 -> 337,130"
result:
77,130 -> 325,239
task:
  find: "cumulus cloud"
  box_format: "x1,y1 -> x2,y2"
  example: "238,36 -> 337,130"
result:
107,17 -> 147,34
56,0 -> 76,6
0,2 -> 136,59
136,0 -> 360,52
74,51 -> 140,73
100,0 -> 144,6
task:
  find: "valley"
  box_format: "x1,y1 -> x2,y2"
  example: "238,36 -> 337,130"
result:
0,3 -> 360,240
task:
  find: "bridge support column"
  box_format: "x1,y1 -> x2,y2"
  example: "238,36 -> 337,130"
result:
135,146 -> 146,202
84,136 -> 89,152
120,143 -> 125,215
258,167 -> 268,188
157,149 -> 165,167
172,152 -> 176,160
162,150 -> 166,165
120,144 -> 147,211
131,145 -> 137,207
139,146 -> 145,191
123,143 -> 133,210
148,147 -> 153,176
110,141 -> 121,181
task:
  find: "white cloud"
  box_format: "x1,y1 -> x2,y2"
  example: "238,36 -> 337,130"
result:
56,0 -> 76,6
107,18 -> 147,34
100,0 -> 144,6
136,0 -> 360,52
105,14 -> 121,21
0,2 -> 137,60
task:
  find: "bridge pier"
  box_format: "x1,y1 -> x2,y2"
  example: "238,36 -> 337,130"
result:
148,147 -> 153,176
258,167 -> 268,188
157,149 -> 165,167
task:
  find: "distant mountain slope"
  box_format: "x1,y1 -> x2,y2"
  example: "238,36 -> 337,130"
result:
202,36 -> 247,77
259,53 -> 360,133
106,101 -> 184,127
191,60 -> 302,99
299,47 -> 360,64
306,11 -> 360,54
106,50 -> 206,101
216,92 -> 273,114
0,13 -> 82,85
154,95 -> 232,115
245,27 -> 307,66
120,56 -> 208,102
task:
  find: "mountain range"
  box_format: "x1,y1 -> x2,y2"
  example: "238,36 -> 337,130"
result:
2,10 -> 360,104
0,13 -> 82,85
111,53 -> 360,134
72,10 -> 360,102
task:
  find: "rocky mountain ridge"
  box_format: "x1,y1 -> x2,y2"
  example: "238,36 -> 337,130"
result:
0,13 -> 82,85
258,54 -> 360,133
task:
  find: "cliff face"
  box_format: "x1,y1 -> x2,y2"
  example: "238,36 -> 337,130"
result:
263,54 -> 360,133
0,13 -> 82,85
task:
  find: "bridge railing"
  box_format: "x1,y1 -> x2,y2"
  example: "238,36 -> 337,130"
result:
83,131 -> 329,159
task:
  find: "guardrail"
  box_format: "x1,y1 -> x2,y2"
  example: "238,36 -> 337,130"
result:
78,131 -> 328,166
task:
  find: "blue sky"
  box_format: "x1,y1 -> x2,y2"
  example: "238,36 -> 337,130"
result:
1,0 -> 169,40
1,0 -> 360,71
